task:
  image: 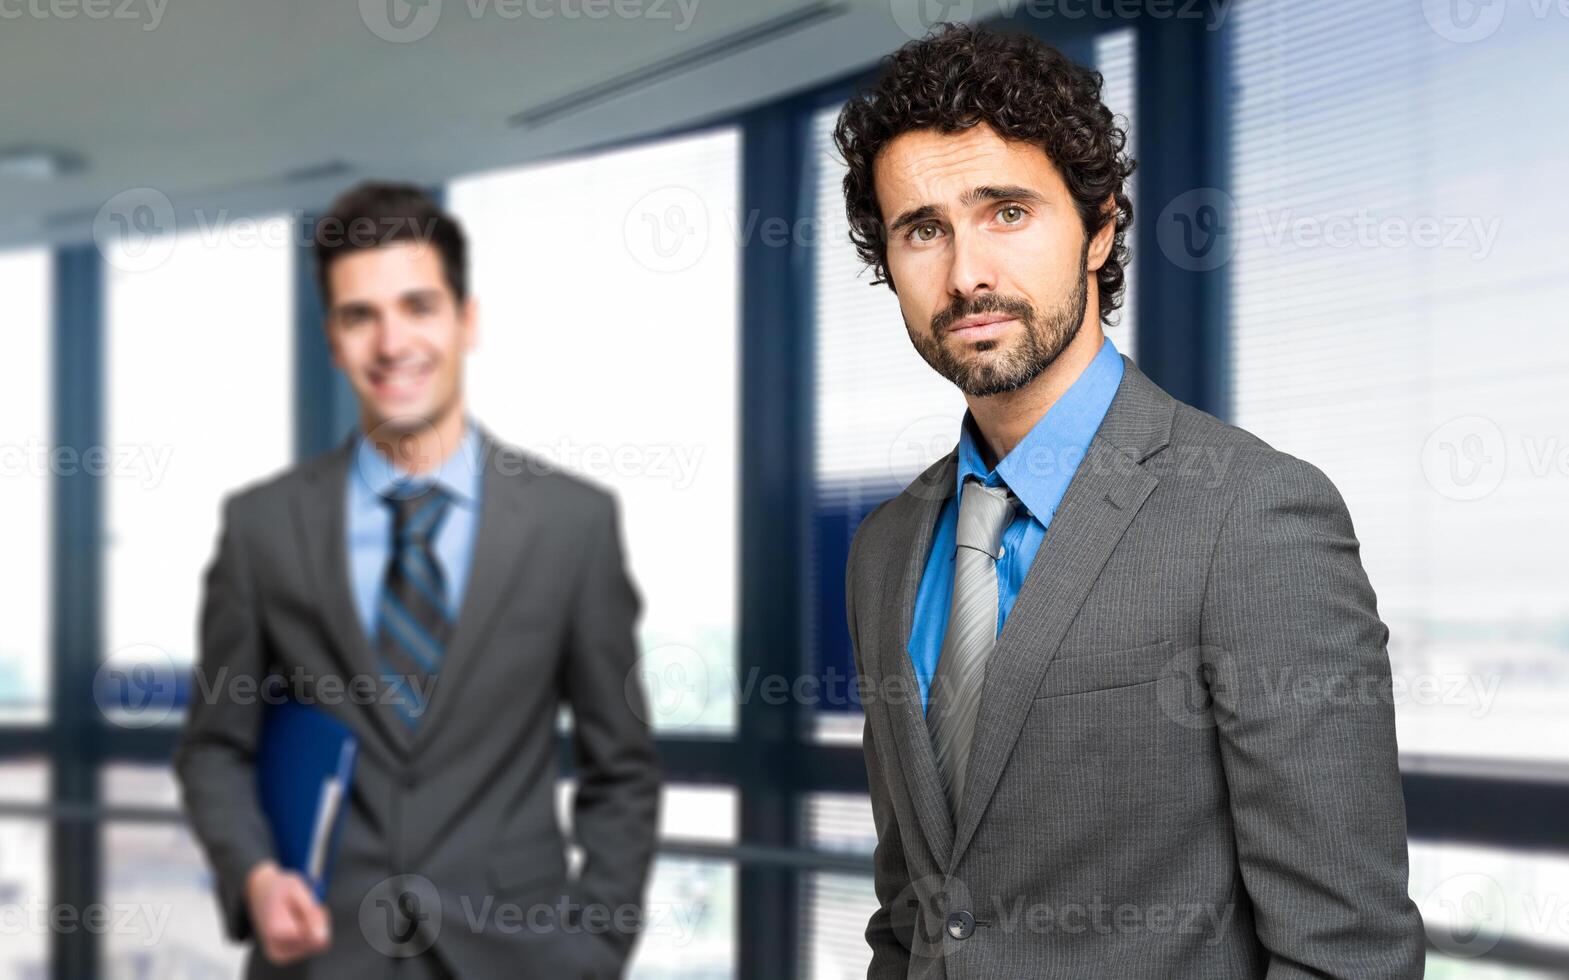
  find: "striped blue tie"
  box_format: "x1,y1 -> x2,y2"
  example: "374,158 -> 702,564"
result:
375,485 -> 452,729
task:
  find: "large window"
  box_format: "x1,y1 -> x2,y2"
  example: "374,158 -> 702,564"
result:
450,128 -> 741,737
0,762 -> 49,977
636,785 -> 738,978
103,219 -> 294,721
1095,27 -> 1138,358
102,764 -> 248,976
0,249 -> 52,725
801,793 -> 877,980
1230,4 -> 1569,969
1228,0 -> 1569,763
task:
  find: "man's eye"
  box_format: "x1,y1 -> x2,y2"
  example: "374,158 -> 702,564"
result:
910,223 -> 941,243
998,205 -> 1026,224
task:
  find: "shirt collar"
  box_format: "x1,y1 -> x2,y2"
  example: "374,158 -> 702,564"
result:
352,418 -> 484,508
955,335 -> 1125,523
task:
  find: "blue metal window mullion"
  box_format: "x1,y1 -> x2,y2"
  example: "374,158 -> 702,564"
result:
51,243 -> 106,980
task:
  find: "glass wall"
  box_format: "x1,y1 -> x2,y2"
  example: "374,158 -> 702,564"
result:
1229,1 -> 1569,969
450,129 -> 741,737
102,765 -> 248,978
0,762 -> 49,978
1095,26 -> 1137,358
0,249 -> 52,725
103,218 -> 294,724
1228,0 -> 1569,762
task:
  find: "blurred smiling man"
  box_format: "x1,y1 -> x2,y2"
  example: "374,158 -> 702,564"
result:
837,24 -> 1424,979
176,182 -> 660,979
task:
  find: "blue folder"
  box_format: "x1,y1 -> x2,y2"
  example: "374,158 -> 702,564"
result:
255,700 -> 359,901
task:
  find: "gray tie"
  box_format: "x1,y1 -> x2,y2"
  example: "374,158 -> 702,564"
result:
927,478 -> 1018,819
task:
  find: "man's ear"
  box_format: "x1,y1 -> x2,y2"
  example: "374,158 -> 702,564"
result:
460,296 -> 479,352
1086,194 -> 1118,273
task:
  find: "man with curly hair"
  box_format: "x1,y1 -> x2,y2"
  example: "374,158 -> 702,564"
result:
838,23 -> 1424,979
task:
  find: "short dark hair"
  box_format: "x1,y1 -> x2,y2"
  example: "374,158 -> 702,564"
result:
312,181 -> 468,309
833,23 -> 1135,325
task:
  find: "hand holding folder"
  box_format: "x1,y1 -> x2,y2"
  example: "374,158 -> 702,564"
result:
255,699 -> 359,901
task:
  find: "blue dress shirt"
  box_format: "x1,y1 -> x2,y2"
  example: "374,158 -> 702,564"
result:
346,421 -> 484,640
908,336 -> 1125,713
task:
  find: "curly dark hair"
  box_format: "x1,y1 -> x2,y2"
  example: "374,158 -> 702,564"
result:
833,22 -> 1135,325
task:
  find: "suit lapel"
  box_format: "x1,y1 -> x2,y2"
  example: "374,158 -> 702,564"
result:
946,356 -> 1174,870
874,451 -> 960,871
410,428 -> 544,753
293,427 -> 547,756
292,437 -> 416,755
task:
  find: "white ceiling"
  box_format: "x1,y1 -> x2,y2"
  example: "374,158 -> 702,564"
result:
0,0 -> 1008,250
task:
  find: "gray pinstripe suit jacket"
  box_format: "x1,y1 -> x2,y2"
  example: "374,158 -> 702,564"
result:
175,428 -> 660,979
846,355 -> 1426,979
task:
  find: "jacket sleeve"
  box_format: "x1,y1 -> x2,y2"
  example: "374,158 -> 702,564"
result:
560,493 -> 662,970
847,514 -> 917,979
173,495 -> 275,943
1201,454 -> 1426,978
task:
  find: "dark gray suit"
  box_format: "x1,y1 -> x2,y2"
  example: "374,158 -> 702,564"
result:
846,356 -> 1425,978
175,427 -> 660,978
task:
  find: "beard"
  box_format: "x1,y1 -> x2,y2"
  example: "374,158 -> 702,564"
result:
908,239 -> 1090,398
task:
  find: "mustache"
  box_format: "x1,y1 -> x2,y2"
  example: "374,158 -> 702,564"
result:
930,294 -> 1036,336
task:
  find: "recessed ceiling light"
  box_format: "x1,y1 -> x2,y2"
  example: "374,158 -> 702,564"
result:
0,147 -> 86,180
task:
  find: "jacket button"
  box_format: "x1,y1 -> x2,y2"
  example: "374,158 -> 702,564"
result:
946,910 -> 974,940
